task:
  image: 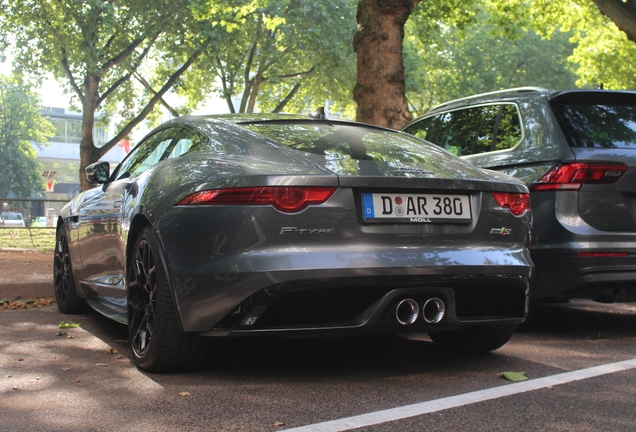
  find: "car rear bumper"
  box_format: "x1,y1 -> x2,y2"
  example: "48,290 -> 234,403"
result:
167,253 -> 532,333
532,252 -> 636,301
199,275 -> 530,337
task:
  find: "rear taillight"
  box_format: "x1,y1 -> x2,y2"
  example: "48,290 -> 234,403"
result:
532,163 -> 628,191
176,186 -> 337,213
492,192 -> 530,216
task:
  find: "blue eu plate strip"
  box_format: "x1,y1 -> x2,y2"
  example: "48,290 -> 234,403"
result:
362,193 -> 375,218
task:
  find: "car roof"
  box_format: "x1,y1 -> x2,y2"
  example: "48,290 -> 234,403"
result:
427,87 -> 549,114
424,87 -> 636,117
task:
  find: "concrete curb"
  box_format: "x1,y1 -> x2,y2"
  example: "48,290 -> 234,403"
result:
0,281 -> 54,299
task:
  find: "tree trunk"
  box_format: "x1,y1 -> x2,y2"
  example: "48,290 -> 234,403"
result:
353,0 -> 419,129
79,74 -> 101,191
590,0 -> 636,43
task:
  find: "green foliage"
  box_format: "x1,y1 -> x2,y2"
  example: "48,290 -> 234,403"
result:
404,8 -> 577,115
180,0 -> 357,116
486,0 -> 636,90
0,0 -> 229,190
0,75 -> 55,198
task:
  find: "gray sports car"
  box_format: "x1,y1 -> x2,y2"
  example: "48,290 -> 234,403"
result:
54,113 -> 533,372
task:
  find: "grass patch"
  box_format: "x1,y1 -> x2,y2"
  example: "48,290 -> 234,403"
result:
0,228 -> 56,250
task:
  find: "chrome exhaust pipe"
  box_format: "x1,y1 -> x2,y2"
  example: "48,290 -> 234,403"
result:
422,298 -> 445,324
395,299 -> 419,325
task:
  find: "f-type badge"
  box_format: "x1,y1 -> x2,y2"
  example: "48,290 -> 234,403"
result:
490,227 -> 512,236
279,227 -> 335,235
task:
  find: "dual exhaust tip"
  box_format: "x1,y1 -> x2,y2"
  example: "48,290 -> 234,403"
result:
395,298 -> 445,325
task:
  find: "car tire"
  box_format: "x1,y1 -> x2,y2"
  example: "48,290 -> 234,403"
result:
428,324 -> 517,354
127,227 -> 210,372
54,228 -> 87,314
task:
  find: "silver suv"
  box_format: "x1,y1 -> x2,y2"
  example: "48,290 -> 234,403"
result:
403,87 -> 636,303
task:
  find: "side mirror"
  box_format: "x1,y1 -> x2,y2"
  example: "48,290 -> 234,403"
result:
85,161 -> 111,184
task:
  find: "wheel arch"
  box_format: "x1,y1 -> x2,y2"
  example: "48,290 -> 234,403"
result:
126,213 -> 185,332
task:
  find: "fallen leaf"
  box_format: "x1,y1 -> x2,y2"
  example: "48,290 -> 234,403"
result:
178,391 -> 190,397
66,335 -> 74,339
498,371 -> 528,382
62,368 -> 71,371
57,331 -> 67,337
274,422 -> 285,427
116,355 -> 124,360
73,380 -> 81,383
59,322 -> 80,329
95,363 -> 109,367
18,358 -> 25,362
108,348 -> 118,355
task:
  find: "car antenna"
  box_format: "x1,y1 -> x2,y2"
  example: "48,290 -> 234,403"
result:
308,107 -> 327,120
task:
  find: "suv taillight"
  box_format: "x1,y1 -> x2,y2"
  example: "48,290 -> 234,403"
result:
176,186 -> 337,213
532,163 -> 628,191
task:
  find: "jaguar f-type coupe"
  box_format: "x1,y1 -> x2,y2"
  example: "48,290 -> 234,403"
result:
54,113 -> 533,372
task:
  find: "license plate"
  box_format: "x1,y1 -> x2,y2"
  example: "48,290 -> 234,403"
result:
362,192 -> 472,223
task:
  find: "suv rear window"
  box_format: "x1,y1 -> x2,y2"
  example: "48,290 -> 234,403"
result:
551,102 -> 636,148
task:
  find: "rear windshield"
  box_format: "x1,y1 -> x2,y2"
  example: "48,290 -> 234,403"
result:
241,121 -> 436,163
551,102 -> 636,148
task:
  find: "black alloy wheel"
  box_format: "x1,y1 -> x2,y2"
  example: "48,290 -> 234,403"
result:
127,227 -> 210,372
54,229 -> 86,314
128,236 -> 157,359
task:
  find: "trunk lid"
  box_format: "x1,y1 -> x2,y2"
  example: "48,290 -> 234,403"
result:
550,90 -> 636,232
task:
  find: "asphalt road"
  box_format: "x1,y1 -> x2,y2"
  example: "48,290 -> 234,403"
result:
1,300 -> 635,431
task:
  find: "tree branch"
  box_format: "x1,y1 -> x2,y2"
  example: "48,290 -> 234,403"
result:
97,50 -> 202,158
133,72 -> 180,117
99,37 -> 145,75
96,36 -> 156,106
273,82 -> 301,113
214,55 -> 236,113
60,48 -> 85,105
277,65 -> 317,80
591,0 -> 636,43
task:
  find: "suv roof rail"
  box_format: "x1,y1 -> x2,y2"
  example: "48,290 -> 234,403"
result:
429,87 -> 549,112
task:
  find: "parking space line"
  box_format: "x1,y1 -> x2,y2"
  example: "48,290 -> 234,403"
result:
284,358 -> 636,432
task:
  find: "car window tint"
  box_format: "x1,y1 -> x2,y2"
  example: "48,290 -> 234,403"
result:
406,105 -> 519,156
242,122 -> 439,163
473,106 -> 498,154
402,117 -> 439,143
495,105 -> 523,150
116,130 -> 173,179
551,102 -> 636,148
166,129 -> 206,159
130,138 -> 174,176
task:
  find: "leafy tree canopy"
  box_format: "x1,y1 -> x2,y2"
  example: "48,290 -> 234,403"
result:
404,7 -> 578,115
176,0 -> 358,118
486,0 -> 636,90
0,74 -> 55,198
0,0 -> 227,189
